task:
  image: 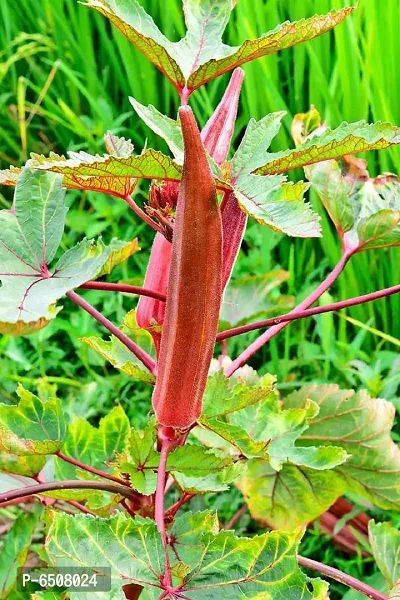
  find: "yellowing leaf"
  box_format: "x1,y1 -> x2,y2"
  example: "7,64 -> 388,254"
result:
0,384 -> 67,456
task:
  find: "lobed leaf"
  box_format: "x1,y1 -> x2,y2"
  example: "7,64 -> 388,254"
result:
230,113 -> 321,237
46,509 -> 325,599
51,405 -> 129,505
81,310 -> 156,385
118,418 -> 238,495
291,107 -> 400,252
0,169 -> 112,335
256,120 -> 400,176
0,384 -> 67,456
30,148 -> 182,183
85,0 -> 354,96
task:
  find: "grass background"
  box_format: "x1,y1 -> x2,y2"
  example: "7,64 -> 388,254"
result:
1,1 -> 400,596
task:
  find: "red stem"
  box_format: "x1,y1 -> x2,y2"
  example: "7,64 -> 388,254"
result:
66,290 -> 157,376
297,555 -> 388,600
124,194 -> 162,233
56,450 -> 131,487
0,480 -> 140,505
225,253 -> 351,376
165,493 -> 195,519
80,281 -> 167,302
217,281 -> 400,342
155,430 -> 176,589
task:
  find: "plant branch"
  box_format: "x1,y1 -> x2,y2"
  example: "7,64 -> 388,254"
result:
65,500 -> 97,516
165,493 -> 195,520
66,290 -> 157,376
217,282 -> 400,342
225,253 -> 351,377
223,504 -> 248,530
55,450 -> 130,487
80,281 -> 167,302
124,194 -> 162,233
297,555 -> 388,600
155,429 -> 176,589
0,480 -> 140,506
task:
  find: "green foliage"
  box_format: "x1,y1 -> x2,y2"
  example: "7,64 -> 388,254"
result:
46,510 -> 326,599
0,169 -> 113,335
0,506 -> 43,598
0,384 -> 67,455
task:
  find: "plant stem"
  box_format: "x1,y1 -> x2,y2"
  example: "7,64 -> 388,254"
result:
124,194 -> 162,233
223,504 -> 248,530
0,480 -> 140,505
225,253 -> 351,377
155,429 -> 176,589
297,555 -> 388,600
65,500 -> 96,516
217,281 -> 400,342
66,290 -> 157,376
56,450 -> 130,487
80,281 -> 167,302
165,493 -> 195,520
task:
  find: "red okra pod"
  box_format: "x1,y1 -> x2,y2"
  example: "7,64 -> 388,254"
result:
152,107 -> 223,428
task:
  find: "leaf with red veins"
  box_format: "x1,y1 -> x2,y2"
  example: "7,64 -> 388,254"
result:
256,120 -> 400,176
29,149 -> 182,186
0,169 -> 112,335
85,0 -> 354,97
291,108 -> 400,252
230,112 -> 321,237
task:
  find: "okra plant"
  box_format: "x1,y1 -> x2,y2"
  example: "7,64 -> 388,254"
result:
2,1 -> 400,599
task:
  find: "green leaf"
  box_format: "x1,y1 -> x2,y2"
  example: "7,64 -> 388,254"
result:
256,120 -> 400,176
173,461 -> 245,494
81,310 -> 156,385
200,377 -> 347,470
0,451 -> 46,477
369,521 -> 400,589
309,159 -> 400,252
51,405 -> 129,504
285,384 -> 400,510
235,381 -> 400,530
0,506 -> 43,599
202,372 -> 276,419
46,510 -> 325,599
118,419 -> 237,495
118,420 -> 159,495
230,113 -> 321,237
0,384 -> 67,456
0,169 -> 112,335
94,238 -> 139,278
220,271 -> 293,327
238,461 -> 346,530
31,148 -> 182,183
129,97 -> 183,160
85,0 -> 354,95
